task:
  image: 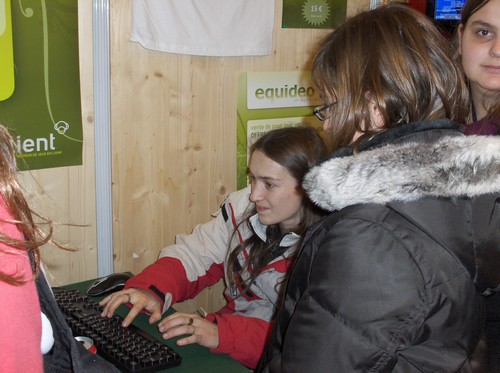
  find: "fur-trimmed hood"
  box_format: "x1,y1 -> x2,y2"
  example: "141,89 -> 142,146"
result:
304,123 -> 500,212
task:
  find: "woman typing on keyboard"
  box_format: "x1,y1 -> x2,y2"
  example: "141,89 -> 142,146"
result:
100,126 -> 328,369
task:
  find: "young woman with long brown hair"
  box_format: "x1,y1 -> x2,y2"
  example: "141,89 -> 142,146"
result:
100,125 -> 327,369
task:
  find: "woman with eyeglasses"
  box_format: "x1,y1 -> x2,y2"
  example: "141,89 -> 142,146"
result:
258,4 -> 500,372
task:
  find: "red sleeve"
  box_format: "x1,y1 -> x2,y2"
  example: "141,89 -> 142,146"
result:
125,256 -> 225,306
206,313 -> 272,369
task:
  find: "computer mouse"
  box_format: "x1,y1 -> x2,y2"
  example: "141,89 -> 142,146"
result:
86,272 -> 132,297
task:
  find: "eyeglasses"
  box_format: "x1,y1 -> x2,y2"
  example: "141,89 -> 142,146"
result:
313,102 -> 336,121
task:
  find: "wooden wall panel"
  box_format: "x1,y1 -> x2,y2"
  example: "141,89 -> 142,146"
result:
109,0 -> 369,313
24,0 -> 370,304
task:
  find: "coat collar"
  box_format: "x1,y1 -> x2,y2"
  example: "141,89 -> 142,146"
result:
249,214 -> 300,247
304,120 -> 500,211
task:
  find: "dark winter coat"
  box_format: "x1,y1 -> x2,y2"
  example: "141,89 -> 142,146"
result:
259,120 -> 500,372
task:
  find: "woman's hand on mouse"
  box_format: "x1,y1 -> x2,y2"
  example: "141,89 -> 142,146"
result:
158,312 -> 219,349
99,288 -> 162,327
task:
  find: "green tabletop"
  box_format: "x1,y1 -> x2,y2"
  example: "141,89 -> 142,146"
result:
62,277 -> 251,373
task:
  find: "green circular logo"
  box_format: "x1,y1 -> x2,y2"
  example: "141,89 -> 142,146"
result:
302,0 -> 330,27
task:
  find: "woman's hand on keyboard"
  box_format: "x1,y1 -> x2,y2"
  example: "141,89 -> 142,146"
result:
99,288 -> 162,327
158,312 -> 219,349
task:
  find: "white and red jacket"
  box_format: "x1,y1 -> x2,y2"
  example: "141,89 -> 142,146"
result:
125,187 -> 299,369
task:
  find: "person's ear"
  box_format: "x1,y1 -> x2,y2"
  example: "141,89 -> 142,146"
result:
365,91 -> 384,129
369,102 -> 384,129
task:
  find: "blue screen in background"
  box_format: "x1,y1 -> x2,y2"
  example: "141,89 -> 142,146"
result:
434,0 -> 465,20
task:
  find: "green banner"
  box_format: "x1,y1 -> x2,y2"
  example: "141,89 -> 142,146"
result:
0,0 -> 82,170
282,0 -> 347,29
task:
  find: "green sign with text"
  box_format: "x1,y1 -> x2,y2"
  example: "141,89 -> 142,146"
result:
0,0 -> 82,170
282,0 -> 346,29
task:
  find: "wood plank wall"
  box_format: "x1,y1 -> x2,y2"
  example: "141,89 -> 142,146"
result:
35,0 -> 369,313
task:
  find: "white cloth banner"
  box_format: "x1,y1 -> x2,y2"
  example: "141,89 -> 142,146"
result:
131,0 -> 275,57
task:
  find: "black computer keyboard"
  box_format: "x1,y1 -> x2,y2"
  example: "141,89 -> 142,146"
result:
53,287 -> 182,372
